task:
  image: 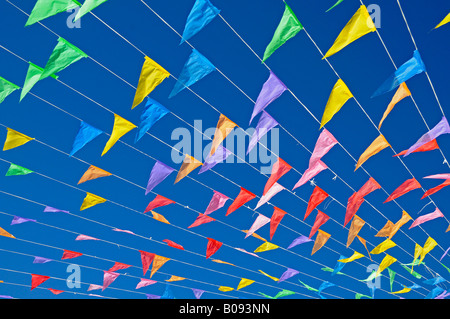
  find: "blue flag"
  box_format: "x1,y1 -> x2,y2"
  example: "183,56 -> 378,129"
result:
169,49 -> 216,98
372,50 -> 426,97
317,281 -> 335,299
426,286 -> 445,299
70,121 -> 103,156
332,255 -> 347,276
161,284 -> 175,299
135,98 -> 170,143
181,0 -> 220,44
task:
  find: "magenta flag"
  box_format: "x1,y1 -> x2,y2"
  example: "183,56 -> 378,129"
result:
146,160 -> 175,195
309,129 -> 338,167
409,208 -> 444,229
204,190 -> 229,215
250,71 -> 287,124
245,214 -> 271,238
293,160 -> 328,190
247,111 -> 279,155
102,271 -> 120,291
405,117 -> 450,157
255,182 -> 284,209
278,268 -> 299,283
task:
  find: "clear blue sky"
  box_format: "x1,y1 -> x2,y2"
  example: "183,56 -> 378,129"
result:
0,0 -> 448,299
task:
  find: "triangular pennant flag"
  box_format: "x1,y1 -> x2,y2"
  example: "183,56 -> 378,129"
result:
356,235 -> 372,260
247,111 -> 279,155
237,278 -> 255,290
199,145 -> 232,174
391,287 -> 412,294
210,114 -> 237,156
20,62 -> 58,101
376,220 -> 394,237
25,0 -> 80,26
180,0 -> 220,43
320,79 -> 353,128
75,234 -> 99,241
388,268 -> 396,292
136,278 -> 157,289
332,255 -> 347,275
258,270 -> 279,281
77,165 -> 111,184
311,229 -> 331,255
422,179 -> 450,199
174,155 -> 202,184
206,238 -> 222,259
378,83 -> 411,129
151,211 -> 170,224
326,0 -> 344,12
309,129 -> 339,167
409,209 -> 444,229
108,262 -> 131,272
394,139 -> 439,157
169,49 -> 216,98
5,163 -> 33,176
255,182 -> 284,209
344,193 -> 365,227
10,216 -> 36,225
44,206 -> 69,214
165,275 -> 185,282
263,158 -> 292,196
31,274 -> 50,290
145,160 -> 175,194
0,227 -> 15,239
404,117 -> 450,157
384,178 -> 421,203
435,13 -> 450,29
188,213 -> 215,228
278,268 -> 299,283
305,186 -> 328,220
74,0 -> 109,21
226,187 -> 256,216
370,239 -> 396,255
135,98 -> 170,142
87,284 -> 103,291
139,250 -> 155,276
102,271 -> 120,291
204,190 -> 229,215
323,5 -> 376,59
48,288 -> 64,295
3,128 -> 34,151
70,121 -> 103,156
347,215 -> 365,247
375,254 -> 397,277
254,242 -> 279,253
218,286 -> 234,292
389,211 -> 412,239
262,3 -> 303,62
270,207 -> 287,240
61,250 -> 82,260
355,134 -> 390,170
293,160 -> 328,190
192,288 -> 205,299
144,195 -> 176,213
80,192 -> 106,211
338,251 -> 365,263
287,235 -> 312,249
245,214 -> 270,239
162,239 -> 184,250
309,210 -> 330,238
0,77 -> 19,104
102,114 -> 137,156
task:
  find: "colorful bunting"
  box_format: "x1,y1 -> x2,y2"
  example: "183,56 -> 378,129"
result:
226,187 -> 256,216
151,211 -> 170,224
162,239 -> 184,250
255,182 -> 284,209
320,79 -> 353,128
375,254 -> 397,277
174,155 -> 203,184
75,234 -> 99,241
287,235 -> 312,249
144,195 -> 176,213
218,286 -> 234,292
44,206 -> 69,214
102,271 -> 119,291
270,207 -> 287,240
192,288 -> 205,299
199,145 -> 232,174
108,262 -> 131,272
263,158 -> 291,195
145,160 -> 175,194
0,227 -> 15,239
309,210 -> 330,238
20,62 -> 58,101
305,186 -> 328,220
254,242 -> 279,253
166,275 -> 185,282
70,121 -> 103,156
326,0 -> 344,12
338,251 -> 364,263
80,192 -> 106,211
139,250 -> 155,276
378,83 -> 411,129
370,239 -> 396,255
278,268 -> 299,283
180,0 -> 220,43
420,237 -> 437,264
293,160 -> 328,190
355,134 -> 390,170
188,213 -> 215,228
245,214 -> 270,239
311,229 -> 330,255
210,114 -> 237,155
33,256 -> 52,264
204,190 -> 229,215
384,178 -> 421,203
258,270 -> 279,281
77,165 -> 111,184
150,255 -> 170,278
135,98 -> 170,142
247,111 -> 279,155
11,216 -> 36,225
206,238 -> 222,259
394,139 -> 439,157
389,211 -> 412,239
136,278 -> 157,289
237,278 -> 255,290
102,114 -> 137,156
347,215 -> 365,247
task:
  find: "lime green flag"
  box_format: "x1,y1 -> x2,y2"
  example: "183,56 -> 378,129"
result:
259,289 -> 295,299
0,77 -> 20,104
5,163 -> 33,176
40,37 -> 88,81
355,293 -> 371,299
326,0 -> 344,12
25,0 -> 81,27
75,0 -> 109,21
388,268 -> 396,292
262,3 -> 303,62
399,264 -> 422,279
20,62 -> 58,101
298,280 -> 318,292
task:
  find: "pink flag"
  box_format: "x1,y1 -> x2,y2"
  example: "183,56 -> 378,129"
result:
263,158 -> 292,195
424,173 -> 450,180
309,129 -> 338,167
136,278 -> 157,289
75,234 -> 99,241
204,191 -> 229,215
102,271 -> 120,291
409,208 -> 444,229
293,160 -> 328,190
87,284 -> 103,291
255,183 -> 285,209
245,214 -> 271,238
309,210 -> 330,238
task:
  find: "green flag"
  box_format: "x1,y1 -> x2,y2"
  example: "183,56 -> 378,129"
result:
5,163 -> 33,176
0,77 -> 20,104
259,289 -> 295,299
399,264 -> 422,279
388,268 -> 396,292
25,0 -> 81,27
20,62 -> 58,102
74,0 -> 109,21
40,37 -> 88,81
321,267 -> 344,275
326,0 -> 344,12
298,280 -> 318,292
355,293 -> 372,299
262,3 -> 303,62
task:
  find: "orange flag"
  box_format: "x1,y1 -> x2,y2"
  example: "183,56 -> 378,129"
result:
378,83 -> 411,129
311,229 -> 330,255
150,255 -> 170,278
347,215 -> 365,247
355,134 -> 390,171
78,165 -> 112,184
356,235 -> 372,260
0,226 -> 15,239
210,114 -> 237,155
389,211 -> 412,239
375,220 -> 394,237
174,155 -> 202,184
151,211 -> 170,224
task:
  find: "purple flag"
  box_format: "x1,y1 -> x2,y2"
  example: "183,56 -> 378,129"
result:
247,111 -> 279,155
250,71 -> 287,124
287,235 -> 313,249
192,288 -> 205,299
0,295 -> 13,299
204,190 -> 229,215
278,268 -> 299,283
146,160 -> 175,195
146,294 -> 161,299
43,206 -> 69,214
405,117 -> 450,157
11,216 -> 36,225
440,247 -> 450,262
33,256 -> 53,264
199,145 -> 232,174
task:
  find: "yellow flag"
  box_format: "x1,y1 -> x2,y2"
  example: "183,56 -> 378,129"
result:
338,251 -> 364,263
258,270 -> 278,281
174,155 -> 202,184
378,83 -> 411,129
375,220 -> 394,237
150,255 -> 170,278
375,254 -> 397,276
391,287 -> 411,294
435,13 -> 450,29
218,286 -> 234,292
210,114 -> 237,155
419,237 -> 437,264
165,275 -> 185,282
347,215 -> 365,247
132,56 -> 170,109
323,5 -> 377,59
370,239 -> 396,255
254,242 -> 279,253
320,79 -> 353,128
3,128 -> 34,151
102,114 -> 137,156
411,243 -> 423,273
0,226 -> 15,239
237,278 -> 255,290
355,134 -> 390,171
311,229 -> 330,255
78,165 -> 112,184
211,259 -> 235,266
80,192 -> 106,211
389,211 -> 412,239
151,211 -> 170,224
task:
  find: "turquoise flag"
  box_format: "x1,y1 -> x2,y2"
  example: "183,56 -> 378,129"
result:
181,0 -> 220,44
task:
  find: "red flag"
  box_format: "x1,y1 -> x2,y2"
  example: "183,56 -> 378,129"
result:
206,237 -> 222,259
144,195 -> 175,213
163,239 -> 184,250
226,187 -> 256,216
108,262 -> 131,272
263,158 -> 292,195
422,179 -> 450,199
356,177 -> 381,198
309,210 -> 330,238
394,139 -> 439,157
344,192 -> 365,227
384,178 -> 421,203
61,250 -> 83,260
305,186 -> 328,220
48,288 -> 64,295
31,274 -> 50,290
188,214 -> 215,228
139,250 -> 155,275
270,207 -> 287,240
